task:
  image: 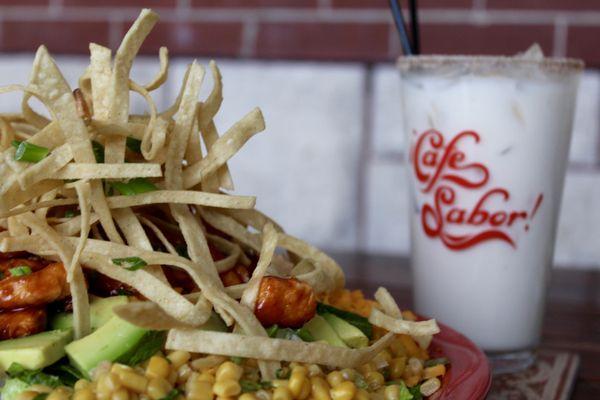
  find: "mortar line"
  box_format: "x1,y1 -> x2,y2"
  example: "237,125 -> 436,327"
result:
355,64 -> 375,250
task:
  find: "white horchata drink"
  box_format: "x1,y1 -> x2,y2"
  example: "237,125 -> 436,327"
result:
397,48 -> 583,374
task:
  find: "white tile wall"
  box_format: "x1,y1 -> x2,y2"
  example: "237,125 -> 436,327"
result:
169,59 -> 366,250
0,53 -> 598,268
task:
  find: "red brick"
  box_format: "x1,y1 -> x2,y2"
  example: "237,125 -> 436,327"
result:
256,22 -> 390,61
420,24 -> 554,57
191,0 -> 316,7
63,0 -> 175,6
567,26 -> 600,68
0,0 -> 47,4
124,21 -> 243,57
331,0 -> 472,8
486,0 -> 598,10
1,20 -> 109,54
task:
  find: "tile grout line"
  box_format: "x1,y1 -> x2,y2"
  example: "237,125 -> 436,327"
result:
355,64 -> 375,250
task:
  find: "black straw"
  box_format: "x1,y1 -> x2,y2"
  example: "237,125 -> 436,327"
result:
388,0 -> 413,56
409,0 -> 420,54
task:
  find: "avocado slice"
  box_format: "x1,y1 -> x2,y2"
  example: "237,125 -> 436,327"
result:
322,313 -> 369,348
302,315 -> 347,348
50,296 -> 129,331
1,378 -> 30,400
65,316 -> 148,378
0,330 -> 73,370
66,312 -> 228,377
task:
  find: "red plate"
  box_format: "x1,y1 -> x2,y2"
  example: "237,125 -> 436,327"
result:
427,320 -> 492,399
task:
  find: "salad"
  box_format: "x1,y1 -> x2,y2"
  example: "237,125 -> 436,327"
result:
0,9 -> 443,400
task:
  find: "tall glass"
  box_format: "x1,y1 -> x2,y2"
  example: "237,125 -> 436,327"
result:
398,55 -> 583,373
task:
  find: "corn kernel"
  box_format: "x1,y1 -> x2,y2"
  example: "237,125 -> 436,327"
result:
215,362 -> 243,382
326,371 -> 343,388
167,351 -> 191,369
310,377 -> 331,400
272,387 -> 292,400
420,378 -> 441,396
111,388 -> 130,400
212,380 -> 241,397
147,378 -> 172,400
389,357 -> 407,380
423,364 -> 446,379
355,389 -> 369,400
186,380 -> 213,400
73,388 -> 96,400
329,381 -> 356,400
239,394 -> 257,400
119,371 -> 148,393
364,371 -> 385,391
288,372 -> 310,399
146,357 -> 171,380
384,385 -> 399,400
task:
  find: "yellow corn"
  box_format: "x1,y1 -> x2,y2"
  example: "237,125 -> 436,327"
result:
186,380 -> 213,400
47,388 -> 71,400
329,381 -> 356,400
357,363 -> 376,375
384,385 -> 400,400
339,369 -> 356,381
406,358 -> 424,376
118,371 -> 148,393
19,391 -> 42,400
272,387 -> 293,400
73,388 -> 96,400
239,394 -> 257,400
111,388 -> 129,400
389,357 -> 407,380
97,372 -> 121,396
389,337 -> 407,357
146,356 -> 171,380
28,385 -> 53,394
325,371 -> 343,388
288,371 -> 310,399
215,362 -> 244,382
74,380 -> 92,391
423,364 -> 446,379
401,310 -> 418,321
147,378 -> 172,400
111,364 -> 133,376
177,364 -> 193,384
291,365 -> 308,376
271,380 -> 289,388
307,364 -> 323,377
355,389 -> 369,400
420,378 -> 441,396
310,377 -> 331,400
404,374 -> 421,388
378,350 -> 393,364
212,380 -> 241,397
364,371 -> 385,390
399,336 -> 420,358
197,373 -> 216,384
167,351 -> 191,369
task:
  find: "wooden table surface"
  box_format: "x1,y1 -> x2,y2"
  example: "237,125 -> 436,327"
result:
331,253 -> 600,399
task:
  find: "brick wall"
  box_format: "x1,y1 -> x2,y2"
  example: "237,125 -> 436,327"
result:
0,0 -> 598,66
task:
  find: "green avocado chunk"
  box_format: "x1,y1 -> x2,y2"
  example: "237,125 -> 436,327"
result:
0,330 -> 73,370
1,378 -> 30,400
65,316 -> 149,378
322,313 -> 369,348
302,315 -> 347,348
50,296 -> 130,331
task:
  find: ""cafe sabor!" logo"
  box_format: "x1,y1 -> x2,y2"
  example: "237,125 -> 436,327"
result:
410,129 -> 544,251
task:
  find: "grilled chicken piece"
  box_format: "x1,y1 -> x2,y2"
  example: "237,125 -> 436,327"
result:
0,307 -> 47,339
219,265 -> 250,287
0,257 -> 45,274
254,276 -> 317,328
0,262 -> 70,310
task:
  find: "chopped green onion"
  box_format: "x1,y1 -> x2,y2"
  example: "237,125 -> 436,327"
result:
12,141 -> 50,163
158,389 -> 182,400
9,266 -> 32,277
296,327 -> 314,342
230,356 -> 244,365
240,381 -> 272,393
112,257 -> 148,271
408,385 -> 423,399
111,178 -> 157,196
64,210 -> 79,218
266,325 -> 279,338
275,368 -> 290,379
126,137 -> 142,153
92,140 -> 105,163
33,393 -> 49,400
424,357 -> 449,368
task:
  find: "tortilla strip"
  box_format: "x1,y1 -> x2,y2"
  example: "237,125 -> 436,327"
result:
374,287 -> 402,319
54,163 -> 162,180
91,120 -> 146,140
69,181 -> 91,281
368,309 -> 440,337
0,180 -> 63,213
183,108 -> 266,189
54,214 -> 100,236
167,330 -> 396,368
107,191 -> 255,210
18,213 -> 91,339
240,223 -> 277,309
144,47 -> 169,91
